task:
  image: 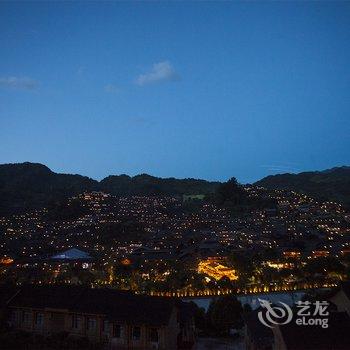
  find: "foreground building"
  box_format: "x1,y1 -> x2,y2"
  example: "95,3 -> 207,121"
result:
244,308 -> 273,350
6,285 -> 195,350
272,312 -> 350,350
329,281 -> 350,315
244,302 -> 350,350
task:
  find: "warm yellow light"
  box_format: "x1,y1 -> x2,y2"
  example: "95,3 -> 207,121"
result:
198,259 -> 238,281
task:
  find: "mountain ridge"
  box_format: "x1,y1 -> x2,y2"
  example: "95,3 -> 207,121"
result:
0,162 -> 220,215
1,162 -> 349,215
255,165 -> 350,207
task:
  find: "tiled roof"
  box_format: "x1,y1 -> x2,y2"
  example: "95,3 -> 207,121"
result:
279,312 -> 350,350
243,308 -> 273,347
341,281 -> 350,300
51,248 -> 92,260
8,285 -> 176,326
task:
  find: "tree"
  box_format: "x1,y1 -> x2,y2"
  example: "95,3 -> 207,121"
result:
243,303 -> 252,314
207,295 -> 243,336
215,178 -> 245,207
228,253 -> 254,287
188,302 -> 207,333
217,277 -> 235,291
304,257 -> 346,276
259,247 -> 279,261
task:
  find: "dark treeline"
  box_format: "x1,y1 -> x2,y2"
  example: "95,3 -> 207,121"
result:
0,162 -> 219,216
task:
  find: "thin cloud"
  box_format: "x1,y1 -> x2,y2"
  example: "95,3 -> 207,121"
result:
261,164 -> 300,174
0,77 -> 39,90
136,61 -> 180,86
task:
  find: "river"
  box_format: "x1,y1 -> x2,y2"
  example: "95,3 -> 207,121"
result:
184,291 -> 306,311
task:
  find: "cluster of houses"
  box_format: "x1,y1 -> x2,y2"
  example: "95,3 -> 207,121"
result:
1,285 -> 195,350
2,280 -> 350,349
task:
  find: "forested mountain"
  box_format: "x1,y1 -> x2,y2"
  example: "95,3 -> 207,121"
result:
100,174 -> 219,196
0,162 -> 219,215
255,166 -> 350,207
1,162 -> 349,216
0,163 -> 98,215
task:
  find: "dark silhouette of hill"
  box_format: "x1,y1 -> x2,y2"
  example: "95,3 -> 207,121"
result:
255,166 -> 350,207
0,162 -> 98,215
100,174 -> 219,196
0,162 -> 220,215
1,162 -> 349,216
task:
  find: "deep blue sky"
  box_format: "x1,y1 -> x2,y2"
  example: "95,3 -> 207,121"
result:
1,2 -> 349,183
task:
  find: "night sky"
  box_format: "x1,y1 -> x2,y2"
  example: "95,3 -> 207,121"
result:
1,2 -> 349,183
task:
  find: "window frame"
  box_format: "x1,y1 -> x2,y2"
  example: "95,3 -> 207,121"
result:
23,311 -> 32,324
103,320 -> 109,333
132,326 -> 141,341
149,328 -> 159,343
71,315 -> 82,329
112,324 -> 121,338
87,317 -> 97,331
35,312 -> 44,327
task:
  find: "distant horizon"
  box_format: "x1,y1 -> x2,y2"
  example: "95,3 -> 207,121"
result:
1,2 -> 349,183
1,160 -> 349,184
